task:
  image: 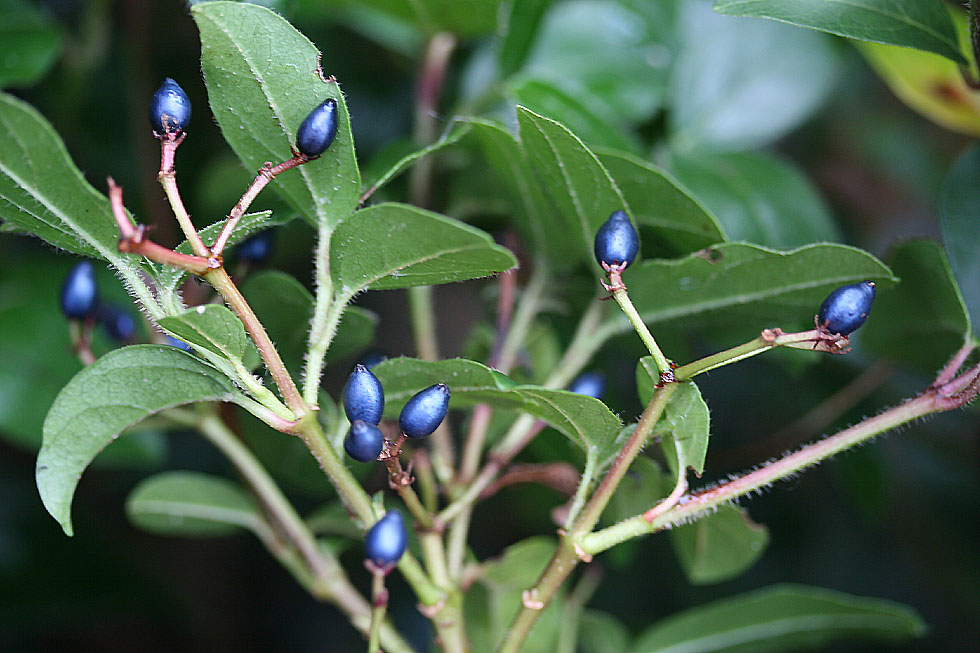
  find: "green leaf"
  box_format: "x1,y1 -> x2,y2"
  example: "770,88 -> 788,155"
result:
940,146 -> 980,337
507,78 -> 640,153
0,0 -> 61,88
617,243 -> 895,341
37,345 -> 247,536
498,0 -> 552,78
671,0 -> 840,152
362,121 -> 470,199
603,456 -> 671,524
579,610 -> 631,653
341,0 -> 504,36
330,202 -> 517,297
372,357 -> 622,457
630,584 -> 926,653
714,0 -> 966,64
158,304 -> 251,363
241,270 -> 377,377
0,93 -> 163,317
597,149 -> 725,257
863,239 -> 971,373
669,506 -> 769,585
466,119 -> 568,267
517,106 -> 627,270
126,471 -> 262,537
637,358 -> 711,475
522,0 -> 672,124
193,1 -> 360,227
667,150 -> 840,249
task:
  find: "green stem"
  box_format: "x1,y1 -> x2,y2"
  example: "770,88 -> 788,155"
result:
673,329 -> 831,381
368,571 -> 387,653
610,285 -> 670,375
556,566 -> 602,653
496,265 -> 548,374
304,223 -> 345,406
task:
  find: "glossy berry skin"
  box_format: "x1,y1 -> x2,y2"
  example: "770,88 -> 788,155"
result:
60,261 -> 98,319
817,281 -> 876,336
165,335 -> 193,351
567,371 -> 605,400
344,420 -> 385,463
98,304 -> 136,342
236,230 -> 275,265
365,510 -> 408,568
343,364 -> 385,425
399,383 -> 450,438
594,210 -> 639,269
148,78 -> 191,135
296,98 -> 338,157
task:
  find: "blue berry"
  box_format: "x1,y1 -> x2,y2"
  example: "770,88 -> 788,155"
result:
148,78 -> 191,135
236,230 -> 275,265
594,210 -> 639,269
359,350 -> 389,369
165,335 -> 193,351
296,98 -> 338,158
817,281 -> 876,336
98,304 -> 137,342
399,383 -> 450,438
60,261 -> 98,319
344,420 -> 385,463
567,371 -> 605,400
365,510 -> 407,568
343,364 -> 385,425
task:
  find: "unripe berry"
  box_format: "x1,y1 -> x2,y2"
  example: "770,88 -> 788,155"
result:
594,210 -> 639,269
365,511 -> 408,568
98,304 -> 136,343
236,230 -> 275,265
399,383 -> 450,438
817,281 -> 876,336
60,261 -> 98,320
148,78 -> 191,135
344,420 -> 385,463
567,371 -> 605,400
343,364 -> 385,425
296,98 -> 338,157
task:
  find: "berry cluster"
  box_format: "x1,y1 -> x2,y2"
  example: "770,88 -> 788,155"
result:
59,261 -> 137,344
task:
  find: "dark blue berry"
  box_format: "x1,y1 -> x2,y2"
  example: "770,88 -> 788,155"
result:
567,371 -> 605,400
365,510 -> 407,568
344,420 -> 385,463
296,98 -> 338,157
236,230 -> 275,265
817,281 -> 876,336
98,304 -> 136,342
343,364 -> 385,425
60,261 -> 98,319
399,383 -> 450,438
594,210 -> 639,269
148,78 -> 191,135
165,335 -> 193,351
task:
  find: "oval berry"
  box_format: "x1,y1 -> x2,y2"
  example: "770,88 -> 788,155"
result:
365,510 -> 408,568
594,210 -> 639,269
236,230 -> 275,265
60,261 -> 98,319
148,78 -> 191,135
98,304 -> 136,342
296,98 -> 338,157
165,335 -> 193,351
817,281 -> 876,336
343,364 -> 385,425
344,420 -> 385,463
567,371 -> 605,400
399,383 -> 450,438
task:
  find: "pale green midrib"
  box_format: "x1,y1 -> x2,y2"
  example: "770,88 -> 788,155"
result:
634,612 -> 909,653
716,0 -> 958,50
129,500 -> 259,530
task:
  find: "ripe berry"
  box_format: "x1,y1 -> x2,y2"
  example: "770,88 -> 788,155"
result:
343,364 -> 385,425
148,78 -> 191,135
165,335 -> 193,351
567,371 -> 605,400
594,210 -> 639,269
60,261 -> 98,319
817,281 -> 876,336
295,98 -> 338,157
365,510 -> 407,568
344,420 -> 385,463
399,383 -> 450,438
98,304 -> 136,342
236,230 -> 275,265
